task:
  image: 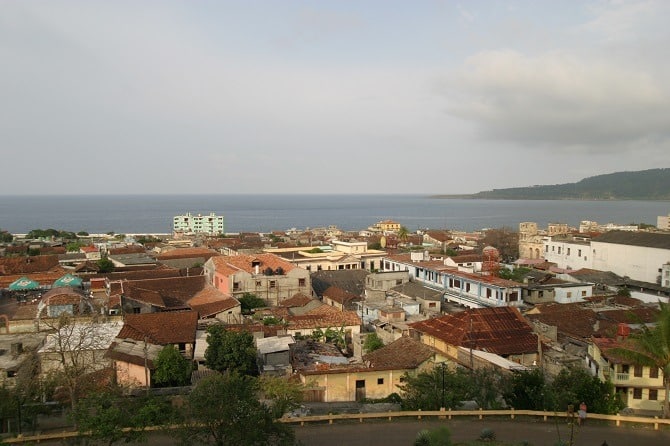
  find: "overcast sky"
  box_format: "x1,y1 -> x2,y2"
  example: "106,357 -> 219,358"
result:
2,0 -> 669,195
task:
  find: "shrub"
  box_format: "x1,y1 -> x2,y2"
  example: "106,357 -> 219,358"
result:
479,427 -> 496,441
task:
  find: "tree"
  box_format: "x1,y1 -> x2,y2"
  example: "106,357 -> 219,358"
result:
239,293 -> 266,313
550,366 -> 622,415
480,227 -> 519,261
97,257 -> 115,273
204,325 -> 258,376
397,226 -> 410,243
399,367 -> 469,410
153,345 -> 193,387
74,390 -> 178,445
184,372 -> 294,446
612,302 -> 670,417
363,333 -> 384,353
502,368 -> 549,411
0,229 -> 13,243
40,314 -> 116,411
259,375 -> 304,418
466,367 -> 506,410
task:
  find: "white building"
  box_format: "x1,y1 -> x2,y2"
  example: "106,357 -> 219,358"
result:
591,231 -> 670,285
543,235 -> 593,270
659,214 -> 670,231
173,212 -> 225,235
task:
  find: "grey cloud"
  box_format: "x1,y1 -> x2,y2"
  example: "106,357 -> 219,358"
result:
445,50 -> 670,151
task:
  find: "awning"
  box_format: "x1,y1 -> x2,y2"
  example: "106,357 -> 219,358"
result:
53,274 -> 83,288
8,277 -> 40,291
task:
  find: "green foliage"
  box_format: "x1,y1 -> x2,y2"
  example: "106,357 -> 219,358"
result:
306,247 -> 324,253
0,229 -> 13,243
414,426 -> 452,446
66,241 -> 85,252
153,345 -> 193,387
502,368 -> 549,411
550,366 -> 623,415
498,267 -> 532,282
136,235 -> 163,245
27,248 -> 41,256
97,257 -> 115,273
397,226 -> 409,242
368,242 -> 382,250
73,390 -> 178,445
184,372 -> 294,446
76,231 -> 89,236
445,248 -> 458,256
239,292 -> 266,313
259,375 -> 304,418
263,316 -> 283,326
467,367 -> 506,410
27,228 -> 77,240
399,367 -> 470,410
363,332 -> 384,353
617,286 -> 631,297
324,327 -> 345,349
205,325 -> 258,376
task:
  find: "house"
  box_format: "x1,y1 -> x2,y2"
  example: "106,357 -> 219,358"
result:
382,254 -> 523,309
117,275 -> 240,321
37,286 -> 92,318
387,282 -> 443,315
154,247 -> 221,270
588,330 -> 665,415
365,271 -> 410,300
293,336 -> 442,402
322,286 -> 361,311
410,307 -> 539,368
38,321 -> 124,378
107,310 -> 198,388
204,253 -> 311,306
311,270 -> 368,299
265,240 -> 386,273
368,220 -> 402,234
256,335 -> 295,376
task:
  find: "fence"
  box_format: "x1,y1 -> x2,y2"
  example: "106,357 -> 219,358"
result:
3,408 -> 669,444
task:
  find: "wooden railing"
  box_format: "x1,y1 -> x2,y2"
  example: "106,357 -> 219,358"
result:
3,409 -> 669,444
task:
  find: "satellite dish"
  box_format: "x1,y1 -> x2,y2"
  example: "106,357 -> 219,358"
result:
380,236 -> 387,248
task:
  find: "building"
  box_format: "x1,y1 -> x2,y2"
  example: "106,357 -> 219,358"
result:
368,220 -> 401,234
543,234 -> 593,271
382,254 -> 523,309
410,307 -> 539,368
204,253 -> 311,306
588,332 -> 665,415
591,231 -> 670,285
657,214 -> 670,231
173,212 -> 225,235
265,240 -> 386,272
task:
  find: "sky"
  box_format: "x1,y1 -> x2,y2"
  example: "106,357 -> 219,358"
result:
1,0 -> 669,195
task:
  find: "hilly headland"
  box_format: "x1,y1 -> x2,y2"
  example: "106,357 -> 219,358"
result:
433,168 -> 670,200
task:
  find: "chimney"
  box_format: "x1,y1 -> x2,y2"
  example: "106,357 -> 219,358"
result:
616,323 -> 630,341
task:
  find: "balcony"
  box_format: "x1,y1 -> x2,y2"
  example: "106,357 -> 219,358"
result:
616,372 -> 630,381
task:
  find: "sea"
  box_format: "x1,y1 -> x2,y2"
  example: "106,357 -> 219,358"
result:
0,195 -> 668,235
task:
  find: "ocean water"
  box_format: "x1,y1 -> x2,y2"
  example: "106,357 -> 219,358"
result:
0,195 -> 668,234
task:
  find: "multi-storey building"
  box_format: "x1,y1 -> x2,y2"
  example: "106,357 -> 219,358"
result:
659,214 -> 670,231
203,253 -> 311,306
589,332 -> 666,414
543,234 -> 593,270
173,212 -> 225,235
381,253 -> 522,309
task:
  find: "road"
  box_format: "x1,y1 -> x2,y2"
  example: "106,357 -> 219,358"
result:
21,418 -> 670,445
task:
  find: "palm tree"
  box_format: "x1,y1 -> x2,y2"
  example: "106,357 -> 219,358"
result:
397,226 -> 409,244
612,302 -> 670,418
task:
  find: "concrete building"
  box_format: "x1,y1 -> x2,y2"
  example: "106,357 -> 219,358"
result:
543,234 -> 593,270
173,212 -> 225,235
265,241 -> 386,273
591,231 -> 670,285
658,214 -> 670,231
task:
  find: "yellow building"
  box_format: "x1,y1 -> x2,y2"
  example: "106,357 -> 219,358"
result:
295,336 -> 446,402
589,336 -> 665,414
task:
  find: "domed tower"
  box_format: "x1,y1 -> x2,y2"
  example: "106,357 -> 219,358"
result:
482,245 -> 500,276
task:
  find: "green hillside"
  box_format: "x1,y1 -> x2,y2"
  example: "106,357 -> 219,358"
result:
434,168 -> 670,200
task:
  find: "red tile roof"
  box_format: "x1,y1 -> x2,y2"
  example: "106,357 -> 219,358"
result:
411,307 -> 538,355
322,286 -> 361,306
155,247 -> 220,261
0,255 -> 61,275
363,336 -> 435,370
118,310 -> 198,345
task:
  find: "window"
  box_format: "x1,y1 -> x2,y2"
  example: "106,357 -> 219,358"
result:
558,247 -> 561,254
649,389 -> 658,400
298,278 -> 306,287
396,279 -> 403,285
552,246 -> 555,252
233,282 -> 240,291
133,307 -> 141,314
567,292 -> 572,298
269,280 -> 276,288
650,367 -> 659,378
634,365 -> 643,377
633,388 -> 642,399
256,280 -> 262,287
567,248 -> 571,255
377,378 -> 384,385
578,249 -> 582,257
429,302 -> 436,308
